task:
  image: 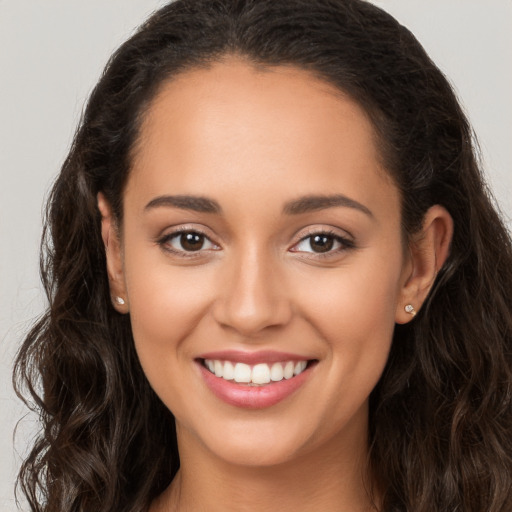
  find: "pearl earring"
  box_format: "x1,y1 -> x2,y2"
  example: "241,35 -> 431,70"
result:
404,304 -> 416,317
114,296 -> 125,305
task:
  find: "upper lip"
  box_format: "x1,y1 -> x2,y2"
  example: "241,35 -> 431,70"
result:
197,350 -> 313,365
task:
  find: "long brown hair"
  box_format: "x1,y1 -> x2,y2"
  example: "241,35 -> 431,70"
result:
14,1 -> 512,510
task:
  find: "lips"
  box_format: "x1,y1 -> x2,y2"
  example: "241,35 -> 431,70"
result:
197,351 -> 316,409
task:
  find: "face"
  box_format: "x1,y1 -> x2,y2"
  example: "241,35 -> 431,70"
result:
108,60 -> 414,467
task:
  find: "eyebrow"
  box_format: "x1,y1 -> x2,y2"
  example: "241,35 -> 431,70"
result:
283,194 -> 373,217
144,193 -> 372,217
144,195 -> 221,214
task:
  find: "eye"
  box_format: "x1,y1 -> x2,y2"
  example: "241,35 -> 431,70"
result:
291,232 -> 354,254
160,230 -> 218,253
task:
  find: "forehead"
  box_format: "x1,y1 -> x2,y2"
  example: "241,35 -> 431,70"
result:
127,59 -> 398,217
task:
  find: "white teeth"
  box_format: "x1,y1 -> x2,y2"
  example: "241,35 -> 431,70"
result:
233,362 -> 252,383
252,363 -> 271,384
204,359 -> 309,384
214,360 -> 224,378
223,361 -> 235,380
270,362 -> 284,382
294,361 -> 307,376
284,361 -> 295,379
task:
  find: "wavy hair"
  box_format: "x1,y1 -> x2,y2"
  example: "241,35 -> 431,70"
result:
14,0 -> 512,510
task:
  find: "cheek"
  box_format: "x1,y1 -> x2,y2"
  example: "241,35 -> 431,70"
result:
295,247 -> 402,335
122,247 -> 215,378
123,263 -> 221,422
293,250 -> 402,391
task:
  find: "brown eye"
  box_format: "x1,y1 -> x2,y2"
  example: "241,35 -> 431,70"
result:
179,232 -> 205,251
161,230 -> 218,254
309,235 -> 334,253
291,231 -> 354,256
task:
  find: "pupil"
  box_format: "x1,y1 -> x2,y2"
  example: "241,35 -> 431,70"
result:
181,233 -> 204,251
311,235 -> 333,253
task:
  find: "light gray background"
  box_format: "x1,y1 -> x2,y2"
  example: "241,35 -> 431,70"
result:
1,1 -> 510,510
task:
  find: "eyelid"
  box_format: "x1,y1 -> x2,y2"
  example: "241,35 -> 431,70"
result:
289,227 -> 355,256
292,225 -> 354,244
156,225 -> 221,257
155,224 -> 355,259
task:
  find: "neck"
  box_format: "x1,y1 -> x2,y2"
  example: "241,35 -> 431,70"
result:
151,424 -> 378,512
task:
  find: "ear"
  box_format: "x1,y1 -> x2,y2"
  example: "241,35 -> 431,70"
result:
97,192 -> 129,313
395,205 -> 453,324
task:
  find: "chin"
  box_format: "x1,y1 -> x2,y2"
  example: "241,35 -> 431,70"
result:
178,408 -> 333,470
207,433 -> 310,468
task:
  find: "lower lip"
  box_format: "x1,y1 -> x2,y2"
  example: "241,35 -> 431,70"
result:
198,362 -> 314,409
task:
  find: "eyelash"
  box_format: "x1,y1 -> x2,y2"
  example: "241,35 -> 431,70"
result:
157,227 -> 218,258
156,227 -> 355,259
290,229 -> 355,259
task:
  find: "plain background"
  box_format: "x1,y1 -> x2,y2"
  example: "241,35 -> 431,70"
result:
1,1 -> 510,510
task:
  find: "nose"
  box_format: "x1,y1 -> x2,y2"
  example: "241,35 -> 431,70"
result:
212,246 -> 293,337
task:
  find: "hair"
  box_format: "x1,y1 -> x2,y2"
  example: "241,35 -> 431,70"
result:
14,0 -> 512,511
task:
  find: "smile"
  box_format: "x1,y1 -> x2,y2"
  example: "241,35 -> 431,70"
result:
203,359 -> 308,385
197,352 -> 316,409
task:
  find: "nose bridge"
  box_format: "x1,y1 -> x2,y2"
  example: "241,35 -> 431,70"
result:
213,241 -> 291,335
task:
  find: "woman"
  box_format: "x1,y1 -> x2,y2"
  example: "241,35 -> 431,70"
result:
14,0 -> 512,511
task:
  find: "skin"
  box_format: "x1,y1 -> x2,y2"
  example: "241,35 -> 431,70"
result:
98,59 -> 453,511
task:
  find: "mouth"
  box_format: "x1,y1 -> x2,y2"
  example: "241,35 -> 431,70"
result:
196,352 -> 318,409
201,358 -> 311,386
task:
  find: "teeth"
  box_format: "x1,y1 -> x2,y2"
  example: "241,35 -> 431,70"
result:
214,360 -> 224,378
223,361 -> 235,380
204,359 -> 309,384
252,363 -> 271,384
294,361 -> 307,375
284,361 -> 294,379
270,362 -> 284,382
233,362 -> 251,383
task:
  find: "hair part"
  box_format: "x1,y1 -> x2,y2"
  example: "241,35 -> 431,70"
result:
15,1 -> 512,511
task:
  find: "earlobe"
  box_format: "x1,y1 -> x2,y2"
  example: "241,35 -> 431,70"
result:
396,205 -> 453,324
97,193 -> 129,313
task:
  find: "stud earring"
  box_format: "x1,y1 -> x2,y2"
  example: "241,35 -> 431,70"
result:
114,296 -> 125,305
404,304 -> 416,317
